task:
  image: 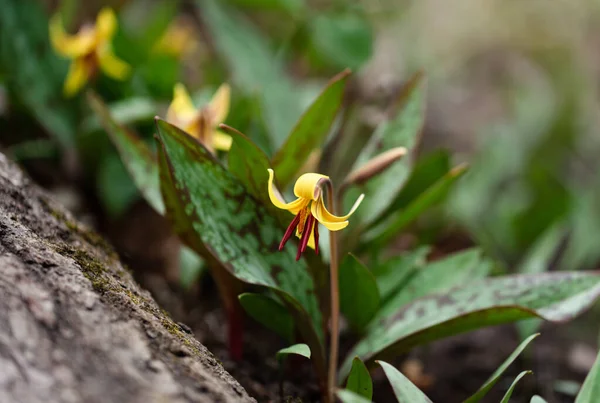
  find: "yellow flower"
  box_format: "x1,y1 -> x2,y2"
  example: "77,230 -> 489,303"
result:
152,20 -> 199,58
268,169 -> 364,260
49,8 -> 130,97
166,83 -> 232,152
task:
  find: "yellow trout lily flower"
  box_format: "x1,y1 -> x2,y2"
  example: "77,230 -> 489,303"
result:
166,83 -> 232,152
49,8 -> 130,97
268,169 -> 364,260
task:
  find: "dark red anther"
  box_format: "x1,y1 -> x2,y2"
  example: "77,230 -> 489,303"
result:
296,214 -> 315,260
313,221 -> 319,255
279,214 -> 301,251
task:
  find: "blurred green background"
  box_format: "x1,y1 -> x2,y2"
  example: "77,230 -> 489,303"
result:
1,0 -> 600,284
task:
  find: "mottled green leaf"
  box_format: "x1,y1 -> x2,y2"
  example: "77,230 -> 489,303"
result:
575,349 -> 600,403
239,293 -> 294,343
310,13 -> 372,71
276,343 -> 311,360
272,69 -> 350,188
352,72 -> 426,226
373,247 -> 430,303
379,248 -> 490,318
221,124 -> 272,205
155,118 -> 325,379
341,271 -> 600,379
337,389 -> 372,403
340,255 -> 380,331
0,0 -> 77,147
500,371 -> 532,403
378,361 -> 432,403
87,92 -> 164,214
464,334 -> 538,403
363,163 -> 468,246
197,0 -> 302,148
346,357 -> 373,400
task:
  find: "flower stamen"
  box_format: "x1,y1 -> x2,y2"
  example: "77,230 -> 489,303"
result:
279,214 -> 301,251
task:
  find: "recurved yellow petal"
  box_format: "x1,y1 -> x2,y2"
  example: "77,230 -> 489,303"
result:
212,130 -> 233,151
63,59 -> 90,97
98,46 -> 130,79
310,194 -> 364,231
293,173 -> 329,201
167,83 -> 197,123
268,169 -> 307,214
95,8 -> 117,42
49,14 -> 95,57
208,83 -> 230,124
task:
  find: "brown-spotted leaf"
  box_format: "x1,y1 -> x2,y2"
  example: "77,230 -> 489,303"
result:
340,271 -> 600,379
155,118 -> 326,379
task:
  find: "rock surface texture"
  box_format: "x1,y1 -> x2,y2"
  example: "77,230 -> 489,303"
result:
0,153 -> 255,403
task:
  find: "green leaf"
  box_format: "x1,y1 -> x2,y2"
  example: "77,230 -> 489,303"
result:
346,357 -> 373,400
271,69 -> 351,188
341,271 -> 600,379
221,124 -> 272,205
531,396 -> 548,403
337,389 -> 373,403
0,0 -> 77,148
373,247 -> 430,303
179,245 -> 204,289
340,255 -> 380,331
575,349 -> 600,403
239,293 -> 294,343
155,118 -> 325,379
276,343 -> 311,360
500,371 -> 532,403
198,0 -> 302,148
82,97 -> 157,134
377,361 -> 432,403
310,13 -> 372,71
464,334 -> 539,403
96,153 -> 140,218
378,248 -> 490,318
352,72 -> 426,226
87,92 -> 164,214
363,163 -> 468,246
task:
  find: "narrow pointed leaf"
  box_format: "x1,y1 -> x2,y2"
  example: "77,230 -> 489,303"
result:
379,248 -> 490,318
464,334 -> 539,403
272,69 -> 351,187
239,293 -> 294,343
352,72 -> 426,226
340,255 -> 380,331
575,349 -> 600,403
221,124 -> 272,205
155,118 -> 325,379
346,357 -> 373,400
276,343 -> 311,360
337,389 -> 372,403
87,92 -> 164,214
500,371 -> 532,403
363,163 -> 468,246
341,271 -> 600,379
378,360 -> 433,403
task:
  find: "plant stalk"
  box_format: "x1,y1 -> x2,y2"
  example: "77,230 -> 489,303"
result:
325,181 -> 339,403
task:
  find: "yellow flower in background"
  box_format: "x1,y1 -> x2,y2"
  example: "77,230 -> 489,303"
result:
50,8 -> 130,97
166,83 -> 232,152
152,20 -> 199,58
268,169 -> 364,260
